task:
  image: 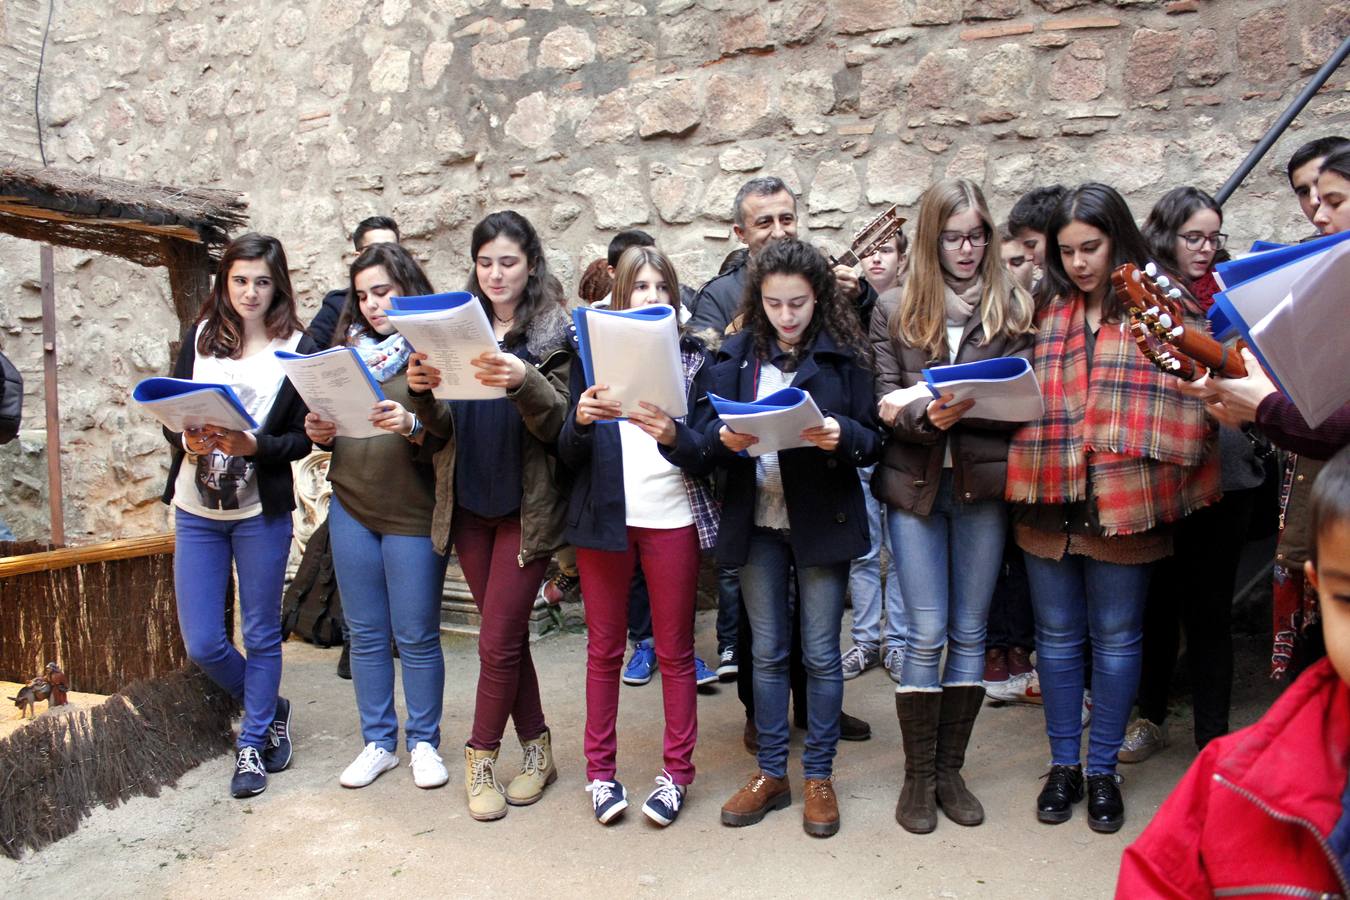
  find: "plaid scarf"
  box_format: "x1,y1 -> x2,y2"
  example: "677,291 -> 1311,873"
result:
1005,293 -> 1220,535
678,346 -> 720,551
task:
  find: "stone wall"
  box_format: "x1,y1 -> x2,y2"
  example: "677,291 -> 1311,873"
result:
1,0 -> 1347,541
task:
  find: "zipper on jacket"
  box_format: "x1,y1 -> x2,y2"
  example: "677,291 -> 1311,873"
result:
1214,774 -> 1350,899
1214,887 -> 1340,899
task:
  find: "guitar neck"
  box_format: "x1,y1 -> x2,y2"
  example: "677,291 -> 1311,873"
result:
832,250 -> 860,270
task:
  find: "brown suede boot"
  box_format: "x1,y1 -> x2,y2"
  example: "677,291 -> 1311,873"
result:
895,690 -> 942,834
720,772 -> 791,827
803,778 -> 840,837
935,685 -> 986,826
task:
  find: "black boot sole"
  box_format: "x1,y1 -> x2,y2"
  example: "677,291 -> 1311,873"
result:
1037,806 -> 1073,825
1089,813 -> 1124,834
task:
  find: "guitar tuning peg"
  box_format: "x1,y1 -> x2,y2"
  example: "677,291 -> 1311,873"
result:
1156,275 -> 1171,289
1169,326 -> 1184,339
1157,313 -> 1173,329
1131,270 -> 1142,283
1144,262 -> 1157,277
1167,288 -> 1182,300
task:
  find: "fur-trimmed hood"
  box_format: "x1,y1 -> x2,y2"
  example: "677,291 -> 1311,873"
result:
521,302 -> 572,361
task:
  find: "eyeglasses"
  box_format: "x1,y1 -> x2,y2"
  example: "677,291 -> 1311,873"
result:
940,230 -> 990,251
1179,232 -> 1228,251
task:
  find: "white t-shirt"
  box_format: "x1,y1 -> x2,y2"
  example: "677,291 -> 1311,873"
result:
753,361 -> 796,530
619,421 -> 693,529
943,322 -> 965,469
172,326 -> 303,521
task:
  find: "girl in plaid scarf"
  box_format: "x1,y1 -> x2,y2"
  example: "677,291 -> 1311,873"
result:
1004,183 -> 1221,835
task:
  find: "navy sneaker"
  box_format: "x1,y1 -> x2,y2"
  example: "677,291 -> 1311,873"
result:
641,770 -> 686,827
263,696 -> 293,774
716,646 -> 739,681
694,656 -> 719,687
230,746 -> 268,799
622,640 -> 657,686
587,779 -> 628,824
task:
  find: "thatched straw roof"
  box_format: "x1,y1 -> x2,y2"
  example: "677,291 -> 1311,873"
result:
0,162 -> 247,266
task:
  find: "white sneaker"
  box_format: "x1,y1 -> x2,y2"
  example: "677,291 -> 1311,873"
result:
339,742 -> 399,788
409,741 -> 449,789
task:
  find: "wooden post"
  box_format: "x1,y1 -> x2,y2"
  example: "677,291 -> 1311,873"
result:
39,245 -> 65,546
162,237 -> 213,331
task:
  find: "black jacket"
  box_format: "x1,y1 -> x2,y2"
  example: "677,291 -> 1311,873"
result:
558,334 -> 716,552
160,328 -> 317,516
687,263 -> 747,337
308,288 -> 348,350
671,329 -> 881,568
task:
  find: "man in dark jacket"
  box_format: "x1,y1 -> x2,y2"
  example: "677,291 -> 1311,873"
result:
308,216 -> 401,349
689,177 -> 871,338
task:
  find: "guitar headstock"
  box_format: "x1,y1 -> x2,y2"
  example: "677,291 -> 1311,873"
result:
832,205 -> 906,269
1113,262 -> 1247,381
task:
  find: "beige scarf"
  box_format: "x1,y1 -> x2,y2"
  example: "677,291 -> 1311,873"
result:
943,277 -> 982,326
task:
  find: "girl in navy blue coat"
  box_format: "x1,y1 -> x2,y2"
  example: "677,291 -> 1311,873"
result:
559,246 -> 718,828
688,238 -> 881,838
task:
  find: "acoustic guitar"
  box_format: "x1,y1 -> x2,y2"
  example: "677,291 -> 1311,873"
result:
1111,262 -> 1247,381
829,205 -> 906,269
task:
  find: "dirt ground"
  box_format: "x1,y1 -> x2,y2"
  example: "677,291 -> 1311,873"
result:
1,614 -> 1282,899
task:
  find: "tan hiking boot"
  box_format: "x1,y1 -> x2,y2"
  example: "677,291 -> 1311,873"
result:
720,772 -> 791,827
464,745 -> 507,821
506,728 -> 558,806
803,778 -> 840,837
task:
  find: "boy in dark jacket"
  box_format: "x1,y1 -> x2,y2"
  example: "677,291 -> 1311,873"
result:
1116,445 -> 1350,897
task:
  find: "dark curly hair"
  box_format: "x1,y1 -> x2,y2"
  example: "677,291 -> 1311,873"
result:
738,239 -> 872,368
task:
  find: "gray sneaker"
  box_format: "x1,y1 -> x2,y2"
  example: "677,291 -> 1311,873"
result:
841,644 -> 880,680
1119,717 -> 1166,763
883,646 -> 904,684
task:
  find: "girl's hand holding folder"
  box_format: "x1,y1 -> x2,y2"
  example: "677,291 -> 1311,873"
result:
470,350 -> 526,390
719,426 -> 759,453
304,412 -> 337,445
575,384 -> 623,427
406,352 -> 440,393
800,417 -> 842,452
626,401 -> 677,447
208,429 -> 258,456
925,392 -> 975,430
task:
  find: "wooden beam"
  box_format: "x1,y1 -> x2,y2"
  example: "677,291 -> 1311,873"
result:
0,199 -> 203,242
40,245 -> 65,547
0,533 -> 175,577
162,236 -> 213,331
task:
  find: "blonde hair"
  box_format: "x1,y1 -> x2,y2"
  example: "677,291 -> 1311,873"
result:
891,178 -> 1034,361
610,245 -> 682,312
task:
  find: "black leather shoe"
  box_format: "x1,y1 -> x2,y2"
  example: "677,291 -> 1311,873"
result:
1036,764 -> 1084,824
1087,773 -> 1124,834
840,710 -> 871,742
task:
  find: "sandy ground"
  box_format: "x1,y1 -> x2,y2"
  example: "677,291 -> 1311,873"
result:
1,614 -> 1281,899
0,681 -> 108,740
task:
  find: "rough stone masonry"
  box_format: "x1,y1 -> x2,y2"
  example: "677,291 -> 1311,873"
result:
0,0 -> 1347,542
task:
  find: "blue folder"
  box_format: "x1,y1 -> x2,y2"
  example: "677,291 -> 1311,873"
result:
386,291 -> 478,315
922,357 -> 1031,398
572,305 -> 678,422
132,378 -> 258,429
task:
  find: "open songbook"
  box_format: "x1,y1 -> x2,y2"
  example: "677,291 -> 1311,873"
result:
709,388 -> 824,457
573,304 -> 686,420
275,347 -> 386,439
922,357 -> 1044,423
385,292 -> 505,401
132,378 -> 258,433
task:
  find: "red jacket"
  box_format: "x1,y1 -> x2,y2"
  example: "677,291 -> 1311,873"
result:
1117,658 -> 1350,898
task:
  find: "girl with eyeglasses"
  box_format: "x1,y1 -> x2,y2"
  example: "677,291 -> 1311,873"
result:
872,179 -> 1036,834
1116,189 -> 1267,767
1006,183 -> 1221,835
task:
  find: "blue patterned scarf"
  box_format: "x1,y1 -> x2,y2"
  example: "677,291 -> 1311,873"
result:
349,327 -> 411,382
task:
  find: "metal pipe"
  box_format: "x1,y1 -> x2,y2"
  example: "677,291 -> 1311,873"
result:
1216,34 -> 1350,205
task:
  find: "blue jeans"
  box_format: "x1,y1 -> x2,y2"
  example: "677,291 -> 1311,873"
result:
329,497 -> 449,752
738,529 -> 847,780
174,507 -> 291,750
1023,552 -> 1152,774
888,473 -> 1007,689
849,464 -> 905,653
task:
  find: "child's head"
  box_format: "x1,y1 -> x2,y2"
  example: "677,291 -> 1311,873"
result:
1307,446 -> 1350,685
610,245 -> 681,312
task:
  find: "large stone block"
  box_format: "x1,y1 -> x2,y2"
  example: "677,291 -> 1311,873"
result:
866,143 -> 933,205
576,89 -> 636,146
648,163 -> 705,223
1047,40 -> 1106,101
423,41 -> 456,88
1184,27 -> 1226,87
505,91 -> 559,150
1300,2 -> 1350,72
571,169 -> 651,229
369,46 -> 412,93
909,49 -> 969,109
636,79 -> 702,138
720,9 -> 773,56
472,36 -> 532,80
704,71 -> 774,142
836,0 -> 908,35
782,69 -> 835,136
1236,7 -> 1288,84
1125,28 -> 1178,97
539,25 -> 597,70
808,160 -> 861,213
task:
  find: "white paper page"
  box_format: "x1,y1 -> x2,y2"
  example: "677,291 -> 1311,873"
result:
387,303 -> 505,401
927,370 -> 1044,423
1255,242 -> 1350,428
587,311 -> 687,417
1220,250 -> 1330,333
136,389 -> 255,433
719,393 -> 825,457
277,349 -> 386,439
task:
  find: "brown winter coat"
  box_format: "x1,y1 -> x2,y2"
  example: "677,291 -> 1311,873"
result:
869,288 -> 1034,517
408,303 -> 572,564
